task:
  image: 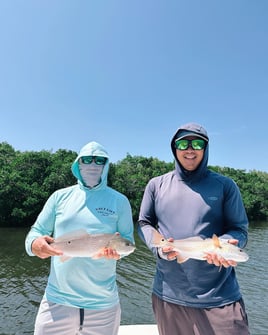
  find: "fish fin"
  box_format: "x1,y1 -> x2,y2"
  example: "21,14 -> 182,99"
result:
110,232 -> 121,240
212,234 -> 221,248
59,255 -> 72,262
91,247 -> 107,259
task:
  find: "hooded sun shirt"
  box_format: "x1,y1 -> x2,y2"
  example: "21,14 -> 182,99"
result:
138,122 -> 249,308
25,141 -> 134,310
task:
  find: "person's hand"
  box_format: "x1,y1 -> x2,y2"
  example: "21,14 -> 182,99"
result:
205,239 -> 238,268
158,238 -> 178,261
95,247 -> 120,260
31,236 -> 63,259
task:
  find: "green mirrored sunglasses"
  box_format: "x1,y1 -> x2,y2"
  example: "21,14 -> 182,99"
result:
81,156 -> 107,165
175,139 -> 206,151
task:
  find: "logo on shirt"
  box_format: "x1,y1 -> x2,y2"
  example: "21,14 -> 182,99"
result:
208,196 -> 218,201
96,207 -> 116,216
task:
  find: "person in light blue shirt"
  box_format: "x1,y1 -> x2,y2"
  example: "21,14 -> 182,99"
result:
138,122 -> 250,335
25,141 -> 134,335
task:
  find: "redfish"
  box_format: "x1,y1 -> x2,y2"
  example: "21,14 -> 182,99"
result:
151,230 -> 249,263
51,229 -> 135,262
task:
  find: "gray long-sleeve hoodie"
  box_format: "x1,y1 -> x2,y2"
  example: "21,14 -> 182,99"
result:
138,122 -> 248,308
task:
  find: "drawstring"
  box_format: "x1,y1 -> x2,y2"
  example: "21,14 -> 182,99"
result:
79,308 -> 85,331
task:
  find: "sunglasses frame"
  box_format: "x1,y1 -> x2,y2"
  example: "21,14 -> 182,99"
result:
80,156 -> 107,165
175,139 -> 206,151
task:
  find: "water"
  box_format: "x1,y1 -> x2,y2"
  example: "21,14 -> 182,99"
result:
0,223 -> 267,335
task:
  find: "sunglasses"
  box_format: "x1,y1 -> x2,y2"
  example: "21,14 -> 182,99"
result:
175,139 -> 206,151
80,156 -> 107,165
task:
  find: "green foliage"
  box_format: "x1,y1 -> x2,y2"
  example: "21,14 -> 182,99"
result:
0,143 -> 76,226
209,166 -> 268,221
108,154 -> 174,220
0,142 -> 267,227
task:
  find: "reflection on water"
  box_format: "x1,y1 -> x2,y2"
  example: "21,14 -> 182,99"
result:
0,223 -> 267,335
235,222 -> 268,334
117,235 -> 156,325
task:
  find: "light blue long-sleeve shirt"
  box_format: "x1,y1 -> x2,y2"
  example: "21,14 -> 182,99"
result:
25,141 -> 134,310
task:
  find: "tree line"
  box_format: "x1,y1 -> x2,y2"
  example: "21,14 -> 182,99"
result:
0,141 -> 267,227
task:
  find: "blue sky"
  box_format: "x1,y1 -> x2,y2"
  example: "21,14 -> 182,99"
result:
0,1 -> 267,172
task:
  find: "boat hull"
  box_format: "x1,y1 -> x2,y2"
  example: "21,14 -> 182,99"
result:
118,324 -> 158,334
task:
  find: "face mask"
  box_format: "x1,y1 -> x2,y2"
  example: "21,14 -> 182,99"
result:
79,162 -> 104,188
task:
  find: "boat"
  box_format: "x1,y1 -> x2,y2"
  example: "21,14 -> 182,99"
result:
118,324 -> 159,334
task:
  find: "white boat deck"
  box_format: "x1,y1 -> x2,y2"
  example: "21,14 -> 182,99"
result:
118,324 -> 159,334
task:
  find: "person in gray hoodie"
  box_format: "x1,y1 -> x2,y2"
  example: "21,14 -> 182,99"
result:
138,122 -> 250,335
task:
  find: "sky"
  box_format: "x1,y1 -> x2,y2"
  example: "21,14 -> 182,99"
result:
0,1 -> 267,172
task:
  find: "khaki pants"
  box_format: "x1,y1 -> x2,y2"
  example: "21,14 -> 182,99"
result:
34,296 -> 121,335
152,294 -> 250,335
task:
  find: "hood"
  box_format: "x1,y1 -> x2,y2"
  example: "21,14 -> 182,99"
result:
71,141 -> 109,189
170,122 -> 209,181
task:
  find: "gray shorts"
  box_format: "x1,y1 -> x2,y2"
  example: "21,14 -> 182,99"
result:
34,296 -> 121,335
152,294 -> 250,335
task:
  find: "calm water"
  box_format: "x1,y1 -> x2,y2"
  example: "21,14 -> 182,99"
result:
0,223 -> 267,335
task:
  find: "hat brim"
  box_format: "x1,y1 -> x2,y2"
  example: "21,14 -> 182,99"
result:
175,132 -> 208,142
